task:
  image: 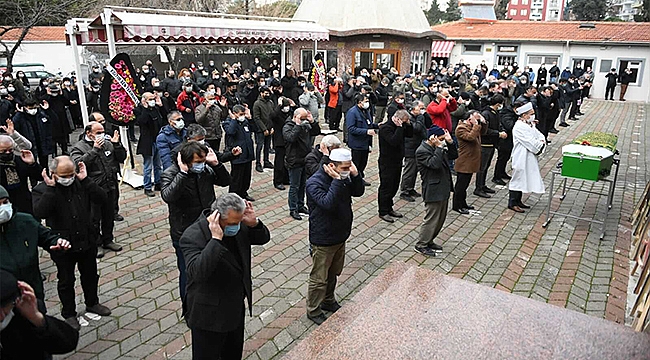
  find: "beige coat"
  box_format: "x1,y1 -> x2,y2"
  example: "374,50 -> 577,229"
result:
454,121 -> 485,174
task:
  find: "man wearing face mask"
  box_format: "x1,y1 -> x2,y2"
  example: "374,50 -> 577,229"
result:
426,88 -> 458,133
253,86 -> 276,173
414,125 -> 457,256
176,81 -> 203,124
399,102 -> 427,202
2,73 -> 25,101
181,193 -> 269,359
88,65 -> 103,84
12,98 -> 53,168
86,80 -> 102,114
283,108 -> 313,221
70,122 -> 126,258
386,92 -> 406,121
346,94 -> 376,186
157,111 -> 187,170
0,270 -> 79,360
195,90 -> 228,151
33,157 -> 111,330
508,102 -> 545,213
0,185 -> 72,309
45,83 -> 72,156
224,105 -> 256,201
305,148 -> 364,324
476,95 -> 507,196
161,141 -> 231,311
136,92 -> 165,196
0,135 -> 41,214
161,70 -> 182,99
374,78 -> 390,123
270,98 -> 293,190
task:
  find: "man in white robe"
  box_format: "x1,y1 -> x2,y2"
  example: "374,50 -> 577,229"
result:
509,102 -> 546,213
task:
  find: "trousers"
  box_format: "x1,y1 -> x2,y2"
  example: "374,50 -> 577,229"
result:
416,200 -> 449,248
453,172 -> 473,210
328,106 -> 342,131
191,309 -> 244,360
374,106 -> 387,124
605,86 -> 616,100
171,239 -> 187,308
351,149 -> 369,179
255,132 -> 271,166
306,243 -> 345,317
53,247 -> 99,318
494,146 -> 512,180
620,84 -> 629,100
91,186 -> 116,246
288,167 -> 306,211
400,157 -> 418,193
475,147 -> 495,191
273,146 -> 289,186
142,144 -> 162,191
378,163 -> 402,216
509,190 -> 523,208
229,162 -> 252,198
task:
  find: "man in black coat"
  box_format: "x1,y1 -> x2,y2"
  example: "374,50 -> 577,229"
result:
32,156 -> 111,330
0,135 -> 41,214
477,95 -> 507,192
399,102 -> 427,202
70,122 -> 127,258
493,103 -> 518,183
12,98 -> 53,167
619,68 -> 634,101
271,98 -> 293,190
305,134 -> 341,179
161,141 -> 230,308
605,68 -> 618,101
43,83 -> 72,156
414,126 -> 457,256
224,105 -> 255,201
378,109 -> 413,223
0,270 -> 79,360
181,193 -> 270,360
536,64 -> 548,87
283,108 -> 313,221
136,92 -> 165,197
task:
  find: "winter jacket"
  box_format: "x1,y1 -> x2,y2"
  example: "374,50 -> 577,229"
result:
341,83 -> 360,113
271,107 -> 292,148
345,105 -> 377,151
305,146 -> 330,179
426,97 -> 458,133
450,103 -> 469,132
282,119 -> 311,170
386,101 -> 406,121
416,140 -> 458,203
161,160 -> 230,241
549,65 -> 560,79
455,121 -> 485,174
253,96 -> 276,133
176,90 -> 203,123
620,71 -> 634,85
561,69 -> 572,79
404,113 -> 428,158
32,178 -> 106,252
498,106 -> 517,150
0,155 -> 42,215
156,125 -> 187,169
136,105 -> 165,156
299,91 -> 324,122
306,167 -> 364,247
70,138 -> 126,190
378,119 -> 413,167
327,83 -> 342,108
12,110 -> 53,156
195,102 -> 227,141
537,68 -> 548,86
479,107 -> 502,147
223,118 -> 255,164
606,72 -> 618,87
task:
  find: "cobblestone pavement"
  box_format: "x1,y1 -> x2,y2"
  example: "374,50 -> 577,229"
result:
45,99 -> 648,359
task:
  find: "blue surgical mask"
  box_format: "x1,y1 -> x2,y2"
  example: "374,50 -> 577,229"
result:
191,162 -> 205,173
224,223 -> 241,237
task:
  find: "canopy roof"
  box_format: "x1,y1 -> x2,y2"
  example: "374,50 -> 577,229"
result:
70,7 -> 329,46
293,0 -> 443,39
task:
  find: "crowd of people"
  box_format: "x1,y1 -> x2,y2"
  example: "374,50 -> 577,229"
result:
0,54 -> 600,359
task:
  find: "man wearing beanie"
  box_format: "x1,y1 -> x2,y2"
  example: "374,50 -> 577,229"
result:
414,126 -> 457,256
305,148 -> 364,325
0,269 -> 79,359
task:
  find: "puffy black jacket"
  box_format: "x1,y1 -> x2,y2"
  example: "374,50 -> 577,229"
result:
271,106 -> 292,148
224,118 -> 255,165
404,113 -> 427,158
161,162 -> 230,241
480,107 -> 502,147
306,167 -> 365,246
283,119 -> 311,170
375,84 -> 390,106
498,106 -> 517,150
252,96 -> 275,133
378,120 -> 413,166
32,178 -> 106,252
305,146 -> 330,179
70,138 -> 126,190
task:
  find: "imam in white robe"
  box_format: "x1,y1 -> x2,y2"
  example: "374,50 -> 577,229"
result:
509,120 -> 546,194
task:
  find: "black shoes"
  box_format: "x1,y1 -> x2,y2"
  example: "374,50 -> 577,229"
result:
274,184 -> 286,190
415,246 -> 437,256
502,174 -> 512,180
388,210 -> 403,218
65,317 -> 81,331
264,162 -> 274,169
298,206 -> 309,214
379,214 -> 395,223
473,190 -> 491,198
548,128 -> 559,134
559,122 -> 570,127
492,178 -> 507,186
409,190 -> 421,197
244,195 -> 256,202
308,313 -> 327,325
483,186 -> 496,194
399,193 -> 415,202
144,189 -> 155,197
86,303 -> 111,316
363,180 -> 371,187
453,208 -> 470,215
321,301 -> 341,313
255,164 -> 264,173
466,205 -> 475,210
103,242 -> 123,252
519,202 -> 531,209
96,247 -> 105,259
290,211 -> 302,220
114,214 -> 124,221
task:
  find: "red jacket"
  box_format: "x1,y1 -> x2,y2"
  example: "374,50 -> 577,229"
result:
176,91 -> 203,113
327,83 -> 342,108
426,97 -> 458,133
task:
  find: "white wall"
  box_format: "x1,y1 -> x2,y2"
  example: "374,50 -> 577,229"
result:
448,40 -> 650,102
6,41 -> 76,75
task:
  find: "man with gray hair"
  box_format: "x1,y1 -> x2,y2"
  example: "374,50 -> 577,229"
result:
0,134 -> 41,214
180,193 -> 270,359
305,134 -> 341,179
156,111 -> 187,169
283,108 -> 313,220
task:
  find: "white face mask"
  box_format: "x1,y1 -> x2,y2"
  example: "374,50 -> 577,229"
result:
526,114 -> 536,124
56,177 -> 75,187
26,108 -> 38,116
173,119 -> 185,130
0,89 -> 6,96
197,139 -> 206,145
282,106 -> 290,113
7,86 -> 15,93
237,116 -> 246,122
339,170 -> 350,180
362,102 -> 370,109
396,99 -> 404,104
0,203 -> 13,223
185,86 -> 193,92
147,100 -> 156,107
1,309 -> 14,331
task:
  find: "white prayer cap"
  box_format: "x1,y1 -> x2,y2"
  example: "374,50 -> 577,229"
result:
516,102 -> 534,115
330,148 -> 352,162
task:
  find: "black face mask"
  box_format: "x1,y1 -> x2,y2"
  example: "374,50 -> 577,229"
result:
0,153 -> 14,162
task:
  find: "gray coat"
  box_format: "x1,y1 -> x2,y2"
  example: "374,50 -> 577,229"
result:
195,102 -> 227,141
299,91 -> 324,122
416,140 -> 458,203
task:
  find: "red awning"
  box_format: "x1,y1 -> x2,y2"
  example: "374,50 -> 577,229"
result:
431,41 -> 455,58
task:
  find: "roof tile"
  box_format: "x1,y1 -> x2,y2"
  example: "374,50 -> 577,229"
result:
1,26 -> 66,42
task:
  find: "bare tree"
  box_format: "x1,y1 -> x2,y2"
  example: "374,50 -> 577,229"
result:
0,0 -> 93,73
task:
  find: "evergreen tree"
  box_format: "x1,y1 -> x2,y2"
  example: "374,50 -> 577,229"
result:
425,1 -> 445,24
569,0 -> 608,21
633,0 -> 650,21
443,0 -> 462,22
494,0 -> 510,19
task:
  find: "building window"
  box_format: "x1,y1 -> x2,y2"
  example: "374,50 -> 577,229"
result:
510,9 -> 517,16
522,0 -> 528,5
619,59 -> 644,86
550,0 -> 559,6
301,49 -> 338,73
462,44 -> 483,54
599,60 -> 613,73
572,58 -> 595,72
497,55 -> 517,66
521,9 -> 528,15
410,51 -> 429,74
526,54 -> 560,67
511,0 -> 518,4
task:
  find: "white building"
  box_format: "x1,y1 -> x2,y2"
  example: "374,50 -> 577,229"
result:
0,27 -> 76,75
432,20 -> 650,102
610,0 -> 643,21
